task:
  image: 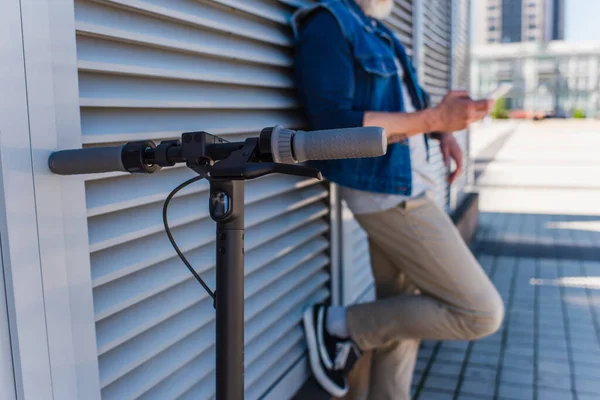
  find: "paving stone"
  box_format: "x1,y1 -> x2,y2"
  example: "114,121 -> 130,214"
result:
415,359 -> 428,374
537,388 -> 573,400
464,364 -> 497,382
577,394 -> 600,400
468,351 -> 501,367
571,364 -> 599,380
429,361 -> 463,379
478,333 -> 503,345
502,354 -> 535,372
507,335 -> 536,347
569,340 -> 600,353
423,375 -> 458,392
507,326 -> 535,337
538,347 -> 569,362
568,323 -> 596,333
412,372 -> 422,386
510,310 -> 535,320
538,337 -> 568,349
498,383 -> 533,400
441,341 -> 470,351
536,325 -> 566,336
420,340 -> 438,349
538,360 -> 571,376
575,377 -> 600,395
538,305 -> 563,313
505,344 -> 535,358
569,331 -> 598,342
435,348 -> 468,363
460,378 -> 496,397
537,370 -> 572,391
472,341 -> 503,355
507,326 -> 535,336
414,161 -> 600,399
501,368 -> 534,386
571,351 -> 600,366
537,330 -> 568,341
418,346 -> 434,360
418,388 -> 455,400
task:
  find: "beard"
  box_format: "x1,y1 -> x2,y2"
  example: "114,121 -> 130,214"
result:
355,0 -> 394,19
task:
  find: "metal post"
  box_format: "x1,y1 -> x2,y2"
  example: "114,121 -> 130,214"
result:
328,183 -> 342,306
210,179 -> 245,400
448,0 -> 457,211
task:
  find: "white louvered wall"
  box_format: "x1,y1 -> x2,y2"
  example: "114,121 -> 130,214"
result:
75,0 -> 330,399
387,0 -> 414,55
340,201 -> 375,305
348,219 -> 374,304
450,0 -> 471,210
422,0 -> 452,209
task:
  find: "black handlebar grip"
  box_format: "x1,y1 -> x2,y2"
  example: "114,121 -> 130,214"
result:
48,145 -> 127,175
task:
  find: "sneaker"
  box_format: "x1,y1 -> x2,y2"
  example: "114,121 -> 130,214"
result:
302,304 -> 361,397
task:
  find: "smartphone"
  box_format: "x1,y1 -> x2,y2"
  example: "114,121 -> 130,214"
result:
487,83 -> 513,100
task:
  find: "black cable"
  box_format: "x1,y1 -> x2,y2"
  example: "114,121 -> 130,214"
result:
163,175 -> 216,301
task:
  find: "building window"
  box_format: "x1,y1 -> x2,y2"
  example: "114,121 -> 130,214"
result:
502,0 -> 523,43
529,24 -> 537,29
528,2 -> 536,7
528,14 -> 536,21
488,38 -> 496,43
529,36 -> 536,41
488,5 -> 496,10
489,26 -> 496,32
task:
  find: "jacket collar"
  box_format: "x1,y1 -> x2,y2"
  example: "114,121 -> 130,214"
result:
339,0 -> 377,30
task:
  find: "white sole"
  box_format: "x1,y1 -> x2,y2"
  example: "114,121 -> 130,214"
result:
302,307 -> 348,398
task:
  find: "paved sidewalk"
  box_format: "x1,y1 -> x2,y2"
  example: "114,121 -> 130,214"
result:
412,121 -> 600,400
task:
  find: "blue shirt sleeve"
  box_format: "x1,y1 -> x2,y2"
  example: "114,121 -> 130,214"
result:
294,10 -> 365,130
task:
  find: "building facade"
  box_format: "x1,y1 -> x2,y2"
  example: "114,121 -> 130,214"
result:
472,42 -> 600,117
474,0 -> 565,45
0,1 -> 470,399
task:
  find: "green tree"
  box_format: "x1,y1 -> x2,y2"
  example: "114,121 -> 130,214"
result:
491,98 -> 509,119
572,108 -> 586,119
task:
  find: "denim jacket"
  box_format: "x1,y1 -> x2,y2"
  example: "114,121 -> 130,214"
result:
291,0 -> 432,195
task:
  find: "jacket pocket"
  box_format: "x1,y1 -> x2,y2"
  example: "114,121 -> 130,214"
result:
356,54 -> 400,78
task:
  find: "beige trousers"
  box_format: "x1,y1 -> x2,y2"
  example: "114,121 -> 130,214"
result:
347,194 -> 504,400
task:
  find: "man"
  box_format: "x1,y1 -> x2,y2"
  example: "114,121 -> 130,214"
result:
291,0 -> 505,398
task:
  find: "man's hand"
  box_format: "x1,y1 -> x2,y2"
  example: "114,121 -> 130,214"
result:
439,133 -> 464,184
431,91 -> 493,133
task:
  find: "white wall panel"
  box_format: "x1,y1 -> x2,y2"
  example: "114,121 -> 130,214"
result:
450,0 -> 472,210
340,203 -> 375,306
422,0 -> 453,209
72,0 -> 329,398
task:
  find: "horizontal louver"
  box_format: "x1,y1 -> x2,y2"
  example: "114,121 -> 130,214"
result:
350,221 -> 375,303
423,0 -> 452,209
75,0 -> 329,398
450,0 -> 471,210
387,0 -> 414,54
341,202 -> 375,306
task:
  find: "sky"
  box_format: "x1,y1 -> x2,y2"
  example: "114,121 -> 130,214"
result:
565,0 -> 600,42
